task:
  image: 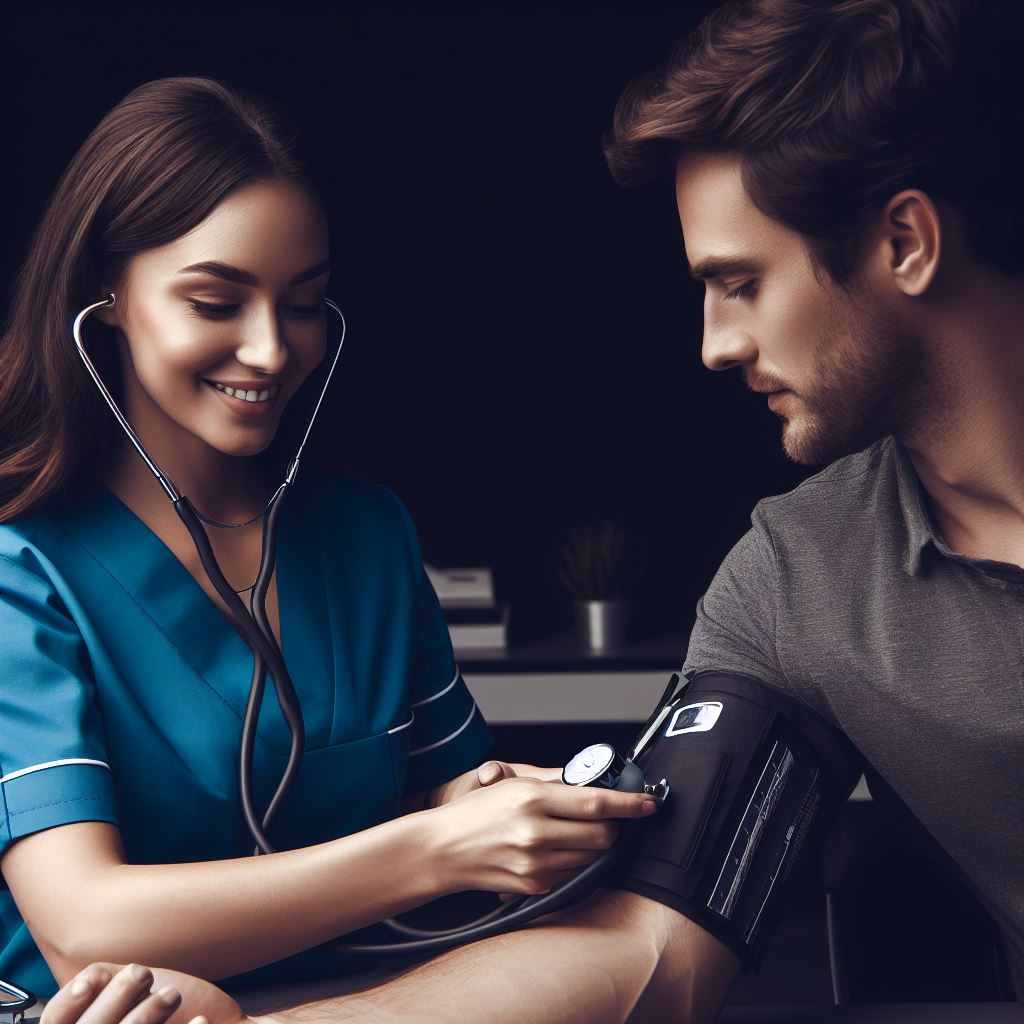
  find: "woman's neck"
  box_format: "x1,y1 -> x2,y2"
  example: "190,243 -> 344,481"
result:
104,437 -> 272,529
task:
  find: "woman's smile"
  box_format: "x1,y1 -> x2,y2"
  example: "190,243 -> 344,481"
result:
203,377 -> 282,416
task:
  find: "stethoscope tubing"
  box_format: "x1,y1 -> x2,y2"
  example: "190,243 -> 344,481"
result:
72,293 -> 640,958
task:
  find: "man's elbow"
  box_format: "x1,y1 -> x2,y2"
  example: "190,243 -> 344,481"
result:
618,894 -> 740,1024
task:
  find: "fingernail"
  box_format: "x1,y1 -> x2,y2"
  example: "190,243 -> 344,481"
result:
642,799 -> 659,814
188,1016 -> 209,1024
129,963 -> 150,984
70,977 -> 92,998
155,985 -> 181,1007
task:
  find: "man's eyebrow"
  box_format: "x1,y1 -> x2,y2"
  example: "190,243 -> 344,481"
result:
688,257 -> 761,281
176,258 -> 331,287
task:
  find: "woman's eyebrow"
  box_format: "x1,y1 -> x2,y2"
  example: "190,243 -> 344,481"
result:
176,258 -> 331,287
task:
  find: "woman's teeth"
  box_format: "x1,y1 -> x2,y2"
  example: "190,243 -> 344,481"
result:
208,382 -> 279,403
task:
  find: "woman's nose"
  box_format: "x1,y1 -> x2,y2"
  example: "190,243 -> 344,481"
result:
235,308 -> 289,375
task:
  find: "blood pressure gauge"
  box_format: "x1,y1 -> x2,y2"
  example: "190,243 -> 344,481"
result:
562,742 -> 670,800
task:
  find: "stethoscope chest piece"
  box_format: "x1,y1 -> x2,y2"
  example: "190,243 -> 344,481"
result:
562,742 -> 669,799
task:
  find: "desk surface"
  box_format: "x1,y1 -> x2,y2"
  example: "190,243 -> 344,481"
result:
456,629 -> 688,674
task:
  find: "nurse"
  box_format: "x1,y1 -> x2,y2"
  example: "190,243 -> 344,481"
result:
0,76 -> 656,999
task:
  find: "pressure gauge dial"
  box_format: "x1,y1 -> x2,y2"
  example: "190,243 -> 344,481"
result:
562,743 -> 625,788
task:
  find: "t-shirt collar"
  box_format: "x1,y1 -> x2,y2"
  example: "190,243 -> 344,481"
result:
892,435 -> 1024,584
891,436 -> 936,576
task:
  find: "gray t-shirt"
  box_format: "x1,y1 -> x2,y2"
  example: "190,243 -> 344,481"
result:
684,434 -> 1024,998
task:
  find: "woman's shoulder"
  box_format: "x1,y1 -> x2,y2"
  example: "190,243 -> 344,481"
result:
0,505 -> 79,597
293,468 -> 417,545
297,468 -> 405,515
290,470 -> 427,583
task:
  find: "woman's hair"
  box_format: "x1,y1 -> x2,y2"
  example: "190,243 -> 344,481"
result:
605,0 -> 1024,284
0,76 -> 313,522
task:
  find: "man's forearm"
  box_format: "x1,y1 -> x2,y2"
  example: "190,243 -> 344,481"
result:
252,889 -> 738,1024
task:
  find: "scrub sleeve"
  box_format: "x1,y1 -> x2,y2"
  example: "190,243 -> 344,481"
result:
387,495 -> 492,796
0,553 -> 119,852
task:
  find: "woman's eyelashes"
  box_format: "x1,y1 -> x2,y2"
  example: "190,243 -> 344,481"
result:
186,298 -> 326,319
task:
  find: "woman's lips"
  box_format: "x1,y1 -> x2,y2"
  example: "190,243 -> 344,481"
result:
204,380 -> 280,418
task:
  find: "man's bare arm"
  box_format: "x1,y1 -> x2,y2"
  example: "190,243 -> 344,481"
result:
40,891 -> 737,1024
253,889 -> 739,1024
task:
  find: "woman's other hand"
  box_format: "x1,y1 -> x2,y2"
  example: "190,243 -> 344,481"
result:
428,759 -> 561,808
427,776 -> 658,897
40,963 -> 246,1024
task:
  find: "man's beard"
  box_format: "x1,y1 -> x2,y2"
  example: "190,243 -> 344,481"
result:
774,304 -> 925,467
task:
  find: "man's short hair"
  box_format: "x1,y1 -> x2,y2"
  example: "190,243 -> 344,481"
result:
605,0 -> 1024,283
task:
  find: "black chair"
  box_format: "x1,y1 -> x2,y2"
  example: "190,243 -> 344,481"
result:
819,798 -> 1013,1004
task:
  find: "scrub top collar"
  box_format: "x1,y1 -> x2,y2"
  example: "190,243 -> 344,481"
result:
48,478 -> 339,754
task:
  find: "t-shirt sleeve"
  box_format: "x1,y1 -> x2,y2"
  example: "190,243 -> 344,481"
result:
682,503 -> 864,788
683,503 -> 790,691
388,500 -> 493,794
0,554 -> 119,870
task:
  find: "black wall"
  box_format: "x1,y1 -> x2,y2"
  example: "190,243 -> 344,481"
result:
2,1 -> 811,641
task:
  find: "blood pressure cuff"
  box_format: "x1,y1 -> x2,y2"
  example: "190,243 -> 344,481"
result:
607,671 -> 860,972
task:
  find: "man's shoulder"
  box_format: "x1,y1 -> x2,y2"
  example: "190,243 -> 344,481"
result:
750,436 -> 905,565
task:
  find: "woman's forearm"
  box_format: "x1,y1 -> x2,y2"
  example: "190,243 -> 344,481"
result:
33,813 -> 446,985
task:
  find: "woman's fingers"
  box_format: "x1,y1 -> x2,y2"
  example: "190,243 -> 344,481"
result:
542,819 -> 620,851
506,763 -> 563,783
543,784 -> 659,822
497,851 -> 601,901
476,761 -> 517,786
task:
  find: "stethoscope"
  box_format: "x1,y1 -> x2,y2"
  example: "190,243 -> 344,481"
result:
67,294 -> 676,960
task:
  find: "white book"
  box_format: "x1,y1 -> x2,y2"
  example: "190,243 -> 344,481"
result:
448,606 -> 510,649
424,564 -> 495,608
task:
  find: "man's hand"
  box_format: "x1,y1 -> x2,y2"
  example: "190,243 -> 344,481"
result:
40,963 -> 246,1024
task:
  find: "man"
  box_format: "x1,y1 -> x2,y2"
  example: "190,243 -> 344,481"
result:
603,0 -> 1024,999
33,0 -> 1024,1018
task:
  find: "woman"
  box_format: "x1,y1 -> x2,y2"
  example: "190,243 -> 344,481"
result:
0,76 -> 655,1001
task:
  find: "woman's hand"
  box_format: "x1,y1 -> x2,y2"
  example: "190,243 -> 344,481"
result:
430,760 -> 562,807
426,776 -> 658,897
40,963 -> 246,1024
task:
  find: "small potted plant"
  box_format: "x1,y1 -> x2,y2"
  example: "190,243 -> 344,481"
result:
558,521 -> 643,651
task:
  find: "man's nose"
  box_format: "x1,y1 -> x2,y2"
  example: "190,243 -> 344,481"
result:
236,307 -> 289,375
701,318 -> 757,372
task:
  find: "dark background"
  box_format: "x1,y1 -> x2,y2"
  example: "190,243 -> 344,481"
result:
1,0 -> 810,643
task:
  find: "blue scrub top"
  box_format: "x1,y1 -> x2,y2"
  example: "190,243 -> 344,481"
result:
0,470 -> 492,996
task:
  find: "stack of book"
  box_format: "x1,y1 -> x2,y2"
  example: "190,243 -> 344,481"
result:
424,564 -> 510,649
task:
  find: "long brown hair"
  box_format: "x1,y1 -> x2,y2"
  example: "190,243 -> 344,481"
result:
0,76 -> 311,522
605,0 -> 1024,284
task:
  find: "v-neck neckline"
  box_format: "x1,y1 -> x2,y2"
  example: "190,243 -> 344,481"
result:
99,484 -> 289,653
54,474 -> 337,753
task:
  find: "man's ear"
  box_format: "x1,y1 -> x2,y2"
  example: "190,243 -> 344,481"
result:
876,190 -> 942,297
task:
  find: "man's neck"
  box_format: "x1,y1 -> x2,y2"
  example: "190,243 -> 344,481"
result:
899,271 -> 1024,567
